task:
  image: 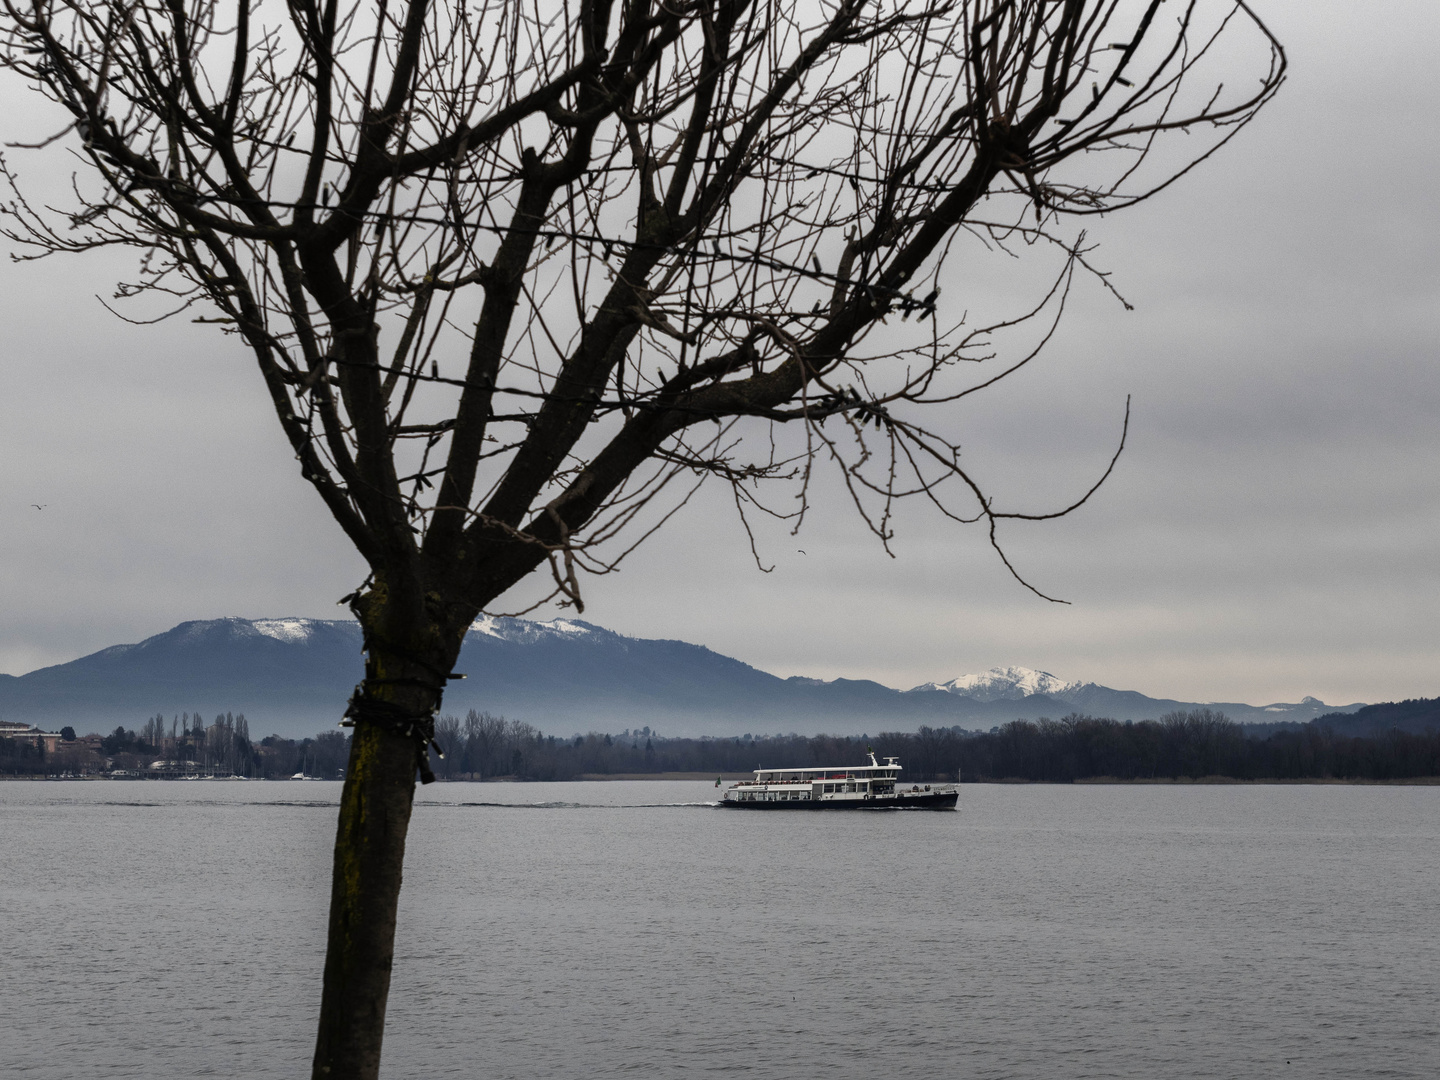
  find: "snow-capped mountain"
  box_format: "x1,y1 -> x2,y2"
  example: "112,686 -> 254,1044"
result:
911,666 -> 1081,702
468,614 -> 597,643
250,618 -> 329,644
0,616 -> 1364,738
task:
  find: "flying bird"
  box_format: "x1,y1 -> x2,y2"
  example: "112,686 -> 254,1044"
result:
796,549 -> 806,555
31,504 -> 46,510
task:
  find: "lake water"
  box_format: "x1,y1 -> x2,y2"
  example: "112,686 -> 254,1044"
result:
1,781 -> 1436,1078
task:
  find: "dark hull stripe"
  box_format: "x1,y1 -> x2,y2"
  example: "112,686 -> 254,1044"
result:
722,791 -> 958,810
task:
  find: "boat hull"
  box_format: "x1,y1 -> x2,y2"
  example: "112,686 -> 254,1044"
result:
722,789 -> 958,810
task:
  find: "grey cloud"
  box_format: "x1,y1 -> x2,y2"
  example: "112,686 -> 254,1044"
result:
1,4 -> 1435,716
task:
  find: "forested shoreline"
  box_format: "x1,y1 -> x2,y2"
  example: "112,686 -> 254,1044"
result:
5,704 -> 1438,782
0,713 -> 350,779
428,708 -> 1440,784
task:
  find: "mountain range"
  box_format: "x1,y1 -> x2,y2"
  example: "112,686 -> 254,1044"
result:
0,617 -> 1369,739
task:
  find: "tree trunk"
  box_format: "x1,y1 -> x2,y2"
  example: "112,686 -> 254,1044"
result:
311,628 -> 453,1079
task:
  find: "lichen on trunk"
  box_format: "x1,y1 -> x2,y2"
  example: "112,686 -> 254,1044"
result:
311,595 -> 466,1079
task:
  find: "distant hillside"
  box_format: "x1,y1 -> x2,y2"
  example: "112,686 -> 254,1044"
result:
0,619 -> 364,730
1309,698 -> 1440,737
0,617 -> 1363,738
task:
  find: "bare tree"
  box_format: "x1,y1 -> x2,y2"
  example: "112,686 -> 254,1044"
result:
0,0 -> 1282,1075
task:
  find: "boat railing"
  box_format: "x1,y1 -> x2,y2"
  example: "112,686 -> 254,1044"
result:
737,768 -> 901,785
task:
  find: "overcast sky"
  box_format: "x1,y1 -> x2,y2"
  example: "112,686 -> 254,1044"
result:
2,2 -> 1436,709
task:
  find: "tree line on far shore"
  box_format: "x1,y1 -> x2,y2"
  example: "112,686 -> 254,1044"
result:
102,711 -> 256,774
0,713 -> 349,779
904,710 -> 1440,783
427,708 -> 1440,783
6,706 -> 1436,782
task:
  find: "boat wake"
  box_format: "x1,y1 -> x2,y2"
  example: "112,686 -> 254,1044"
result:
94,798 -> 342,808
61,797 -> 722,811
441,799 -> 724,810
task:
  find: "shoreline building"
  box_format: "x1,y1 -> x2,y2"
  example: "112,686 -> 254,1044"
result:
0,720 -> 64,754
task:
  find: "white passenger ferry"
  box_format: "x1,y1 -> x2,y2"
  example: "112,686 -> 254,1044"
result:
721,752 -> 958,810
